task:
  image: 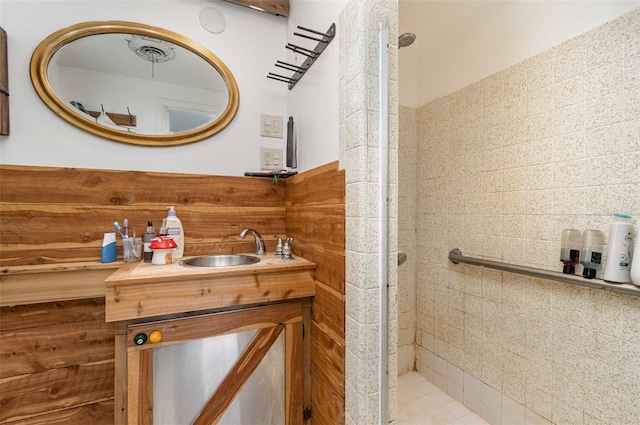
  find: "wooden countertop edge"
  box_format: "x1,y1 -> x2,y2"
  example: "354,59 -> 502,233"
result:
0,267 -> 116,307
105,255 -> 317,287
0,257 -> 317,308
104,270 -> 317,322
1,261 -> 123,275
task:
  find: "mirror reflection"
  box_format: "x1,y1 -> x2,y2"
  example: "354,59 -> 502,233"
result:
31,22 -> 239,146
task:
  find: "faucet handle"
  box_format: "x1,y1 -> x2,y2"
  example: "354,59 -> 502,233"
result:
275,236 -> 283,257
282,237 -> 294,260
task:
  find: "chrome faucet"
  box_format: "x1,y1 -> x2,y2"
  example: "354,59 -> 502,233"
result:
239,228 -> 266,255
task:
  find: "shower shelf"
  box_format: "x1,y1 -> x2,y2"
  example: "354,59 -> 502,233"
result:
448,249 -> 640,297
267,23 -> 335,90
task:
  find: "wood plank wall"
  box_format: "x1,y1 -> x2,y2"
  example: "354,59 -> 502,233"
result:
0,165 -> 286,266
0,298 -> 115,425
286,163 -> 345,424
0,162 -> 346,424
0,165 -> 286,424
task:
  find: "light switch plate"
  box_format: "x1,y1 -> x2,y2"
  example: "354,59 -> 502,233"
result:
260,114 -> 283,138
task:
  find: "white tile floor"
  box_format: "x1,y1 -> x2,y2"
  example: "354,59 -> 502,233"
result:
397,371 -> 489,425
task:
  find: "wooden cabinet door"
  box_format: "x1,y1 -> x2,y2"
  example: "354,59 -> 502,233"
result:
115,303 -> 303,425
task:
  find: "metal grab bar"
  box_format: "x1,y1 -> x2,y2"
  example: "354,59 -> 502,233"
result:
448,249 -> 640,297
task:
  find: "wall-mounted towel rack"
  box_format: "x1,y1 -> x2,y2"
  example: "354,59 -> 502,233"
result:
448,249 -> 640,297
267,23 -> 335,90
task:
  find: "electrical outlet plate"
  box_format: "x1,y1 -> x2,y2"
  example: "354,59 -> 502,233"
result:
260,114 -> 283,138
260,147 -> 283,170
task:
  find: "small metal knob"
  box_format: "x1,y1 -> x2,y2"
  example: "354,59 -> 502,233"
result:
282,237 -> 294,260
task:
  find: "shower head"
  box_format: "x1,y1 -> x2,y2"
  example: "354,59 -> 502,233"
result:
398,32 -> 416,48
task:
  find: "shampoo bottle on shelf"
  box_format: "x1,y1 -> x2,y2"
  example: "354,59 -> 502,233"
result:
165,206 -> 184,259
604,213 -> 635,284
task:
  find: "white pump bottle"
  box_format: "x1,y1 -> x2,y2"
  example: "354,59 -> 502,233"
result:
165,206 -> 184,259
603,213 -> 634,284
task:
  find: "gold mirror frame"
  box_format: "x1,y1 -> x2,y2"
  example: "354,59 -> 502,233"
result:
30,21 -> 239,146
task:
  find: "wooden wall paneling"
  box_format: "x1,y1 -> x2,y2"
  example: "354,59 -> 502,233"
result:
0,204 -> 286,249
294,242 -> 345,294
309,322 -> 345,425
285,162 -> 346,424
114,324 -> 128,425
0,299 -> 115,424
1,401 -> 114,425
285,322 -> 304,425
0,164 -> 288,265
311,281 -> 345,345
224,0 -> 289,17
0,27 -> 8,136
0,318 -> 115,378
0,298 -> 106,332
0,204 -> 286,265
0,361 -> 114,423
285,162 -> 344,207
0,165 -> 286,207
0,162 -> 344,424
285,205 -> 345,255
0,268 -> 117,307
302,302 -> 311,424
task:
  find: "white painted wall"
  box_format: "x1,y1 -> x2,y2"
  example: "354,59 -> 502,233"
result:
57,66 -> 225,134
399,1 -> 640,107
286,0 -> 347,171
0,0 -> 288,176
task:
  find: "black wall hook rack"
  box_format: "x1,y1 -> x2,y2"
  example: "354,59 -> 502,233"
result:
267,23 -> 335,90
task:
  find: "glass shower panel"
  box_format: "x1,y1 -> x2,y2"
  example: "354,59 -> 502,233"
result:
152,329 -> 285,424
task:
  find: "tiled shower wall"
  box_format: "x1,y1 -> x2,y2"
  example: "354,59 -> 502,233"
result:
398,105 -> 417,375
402,8 -> 640,425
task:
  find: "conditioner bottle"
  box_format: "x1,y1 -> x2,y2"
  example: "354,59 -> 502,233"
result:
604,213 -> 634,284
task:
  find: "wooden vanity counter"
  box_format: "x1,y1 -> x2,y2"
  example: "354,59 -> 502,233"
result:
104,254 -> 316,322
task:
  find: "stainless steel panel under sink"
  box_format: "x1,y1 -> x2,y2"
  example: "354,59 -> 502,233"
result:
179,255 -> 260,268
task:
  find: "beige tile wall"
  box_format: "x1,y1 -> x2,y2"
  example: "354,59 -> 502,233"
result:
407,8 -> 640,425
339,0 -> 399,424
398,105 -> 418,375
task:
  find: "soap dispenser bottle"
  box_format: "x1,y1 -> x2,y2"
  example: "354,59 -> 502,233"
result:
560,229 -> 582,274
165,206 -> 184,259
580,229 -> 605,279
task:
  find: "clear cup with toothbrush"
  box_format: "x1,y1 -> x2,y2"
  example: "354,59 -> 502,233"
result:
124,237 -> 142,262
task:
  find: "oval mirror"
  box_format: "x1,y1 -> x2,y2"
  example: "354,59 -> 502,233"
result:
30,21 -> 239,146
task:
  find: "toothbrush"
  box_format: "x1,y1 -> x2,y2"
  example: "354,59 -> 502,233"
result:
123,219 -> 129,238
113,221 -> 135,250
113,221 -> 126,238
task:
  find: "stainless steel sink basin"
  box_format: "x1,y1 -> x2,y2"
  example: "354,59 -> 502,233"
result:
180,255 -> 260,268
